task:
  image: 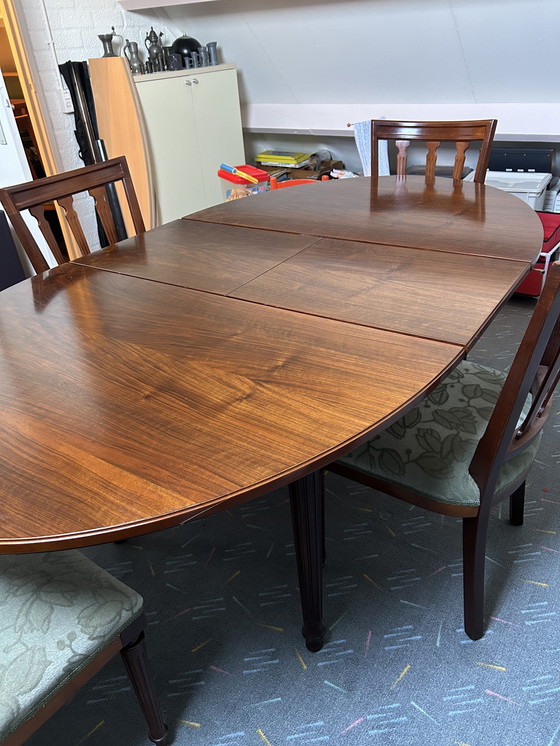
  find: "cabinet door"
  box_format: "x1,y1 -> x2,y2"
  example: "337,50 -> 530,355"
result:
136,76 -> 207,224
192,68 -> 245,208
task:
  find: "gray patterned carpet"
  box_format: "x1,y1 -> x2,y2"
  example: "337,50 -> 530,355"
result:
28,294 -> 560,746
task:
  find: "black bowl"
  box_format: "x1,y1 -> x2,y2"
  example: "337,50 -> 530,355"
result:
171,35 -> 201,58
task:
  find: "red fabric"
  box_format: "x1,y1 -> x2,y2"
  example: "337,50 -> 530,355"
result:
537,211 -> 560,249
516,212 -> 560,296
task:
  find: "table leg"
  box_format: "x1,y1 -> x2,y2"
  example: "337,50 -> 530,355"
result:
289,470 -> 325,652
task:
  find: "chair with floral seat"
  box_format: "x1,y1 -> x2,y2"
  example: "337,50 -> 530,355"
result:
327,261 -> 560,641
0,550 -> 167,745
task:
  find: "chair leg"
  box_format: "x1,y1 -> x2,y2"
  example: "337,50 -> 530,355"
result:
509,481 -> 526,526
462,514 -> 490,641
321,485 -> 326,568
120,628 -> 168,746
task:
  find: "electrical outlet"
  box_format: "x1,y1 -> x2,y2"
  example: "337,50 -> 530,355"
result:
60,88 -> 74,114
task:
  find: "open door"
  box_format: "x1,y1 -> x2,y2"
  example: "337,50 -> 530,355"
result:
0,68 -> 57,272
1,0 -> 80,263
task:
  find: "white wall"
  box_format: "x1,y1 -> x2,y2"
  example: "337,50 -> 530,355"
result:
165,0 -> 558,105
162,0 -> 560,140
12,0 -> 560,178
10,0 -> 182,248
13,0 -> 180,174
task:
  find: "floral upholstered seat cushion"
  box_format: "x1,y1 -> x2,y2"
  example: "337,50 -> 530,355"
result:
338,360 -> 541,507
0,550 -> 143,742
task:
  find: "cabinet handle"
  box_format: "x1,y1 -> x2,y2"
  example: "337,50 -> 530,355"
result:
184,79 -> 192,86
193,78 -> 199,84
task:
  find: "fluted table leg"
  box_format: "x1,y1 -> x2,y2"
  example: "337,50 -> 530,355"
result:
289,470 -> 325,652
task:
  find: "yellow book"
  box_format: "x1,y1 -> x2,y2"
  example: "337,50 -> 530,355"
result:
255,150 -> 312,165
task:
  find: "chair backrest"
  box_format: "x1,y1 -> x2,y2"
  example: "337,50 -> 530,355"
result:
269,176 -> 329,189
371,119 -> 497,184
471,261 -> 560,499
0,210 -> 26,290
0,156 -> 145,274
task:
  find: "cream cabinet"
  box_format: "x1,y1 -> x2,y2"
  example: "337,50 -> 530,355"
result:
89,58 -> 245,227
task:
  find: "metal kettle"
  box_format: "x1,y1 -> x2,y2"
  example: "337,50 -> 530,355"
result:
145,27 -> 164,71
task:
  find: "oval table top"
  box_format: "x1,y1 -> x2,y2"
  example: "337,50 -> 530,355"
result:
0,176 -> 543,552
186,175 -> 544,262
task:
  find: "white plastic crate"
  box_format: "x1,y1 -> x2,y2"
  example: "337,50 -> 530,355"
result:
466,171 -> 553,210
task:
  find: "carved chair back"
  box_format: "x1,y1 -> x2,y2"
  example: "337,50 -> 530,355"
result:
472,261 -> 560,504
0,156 -> 145,274
371,119 -> 497,183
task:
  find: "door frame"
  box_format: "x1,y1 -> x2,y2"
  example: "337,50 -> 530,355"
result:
1,0 -> 79,258
1,0 -> 60,178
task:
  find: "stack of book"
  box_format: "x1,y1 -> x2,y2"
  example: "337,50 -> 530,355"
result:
255,150 -> 313,168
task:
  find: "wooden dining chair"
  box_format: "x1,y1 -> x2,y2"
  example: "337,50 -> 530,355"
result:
0,156 -> 145,275
0,550 -> 168,746
327,261 -> 560,641
269,176 -> 329,189
371,119 -> 497,184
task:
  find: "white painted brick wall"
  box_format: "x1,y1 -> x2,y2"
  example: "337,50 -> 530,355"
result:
16,0 -> 181,251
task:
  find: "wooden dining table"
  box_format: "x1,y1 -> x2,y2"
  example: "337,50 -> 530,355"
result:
0,175 -> 543,652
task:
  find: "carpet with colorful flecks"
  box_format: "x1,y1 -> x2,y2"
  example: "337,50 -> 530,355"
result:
28,295 -> 560,746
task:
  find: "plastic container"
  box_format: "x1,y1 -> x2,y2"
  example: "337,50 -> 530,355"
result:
465,170 -> 553,210
217,165 -> 269,201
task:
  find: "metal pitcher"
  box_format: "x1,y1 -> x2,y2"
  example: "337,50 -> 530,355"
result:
98,27 -> 118,57
123,40 -> 144,74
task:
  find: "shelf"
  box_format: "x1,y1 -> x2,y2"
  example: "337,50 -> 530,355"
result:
118,0 -> 219,9
241,103 -> 560,142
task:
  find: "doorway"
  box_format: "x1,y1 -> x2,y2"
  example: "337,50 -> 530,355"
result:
0,0 -> 76,263
0,21 -> 47,179
0,1 -> 60,180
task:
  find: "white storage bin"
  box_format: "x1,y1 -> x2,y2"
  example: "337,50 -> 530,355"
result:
465,171 -> 553,210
